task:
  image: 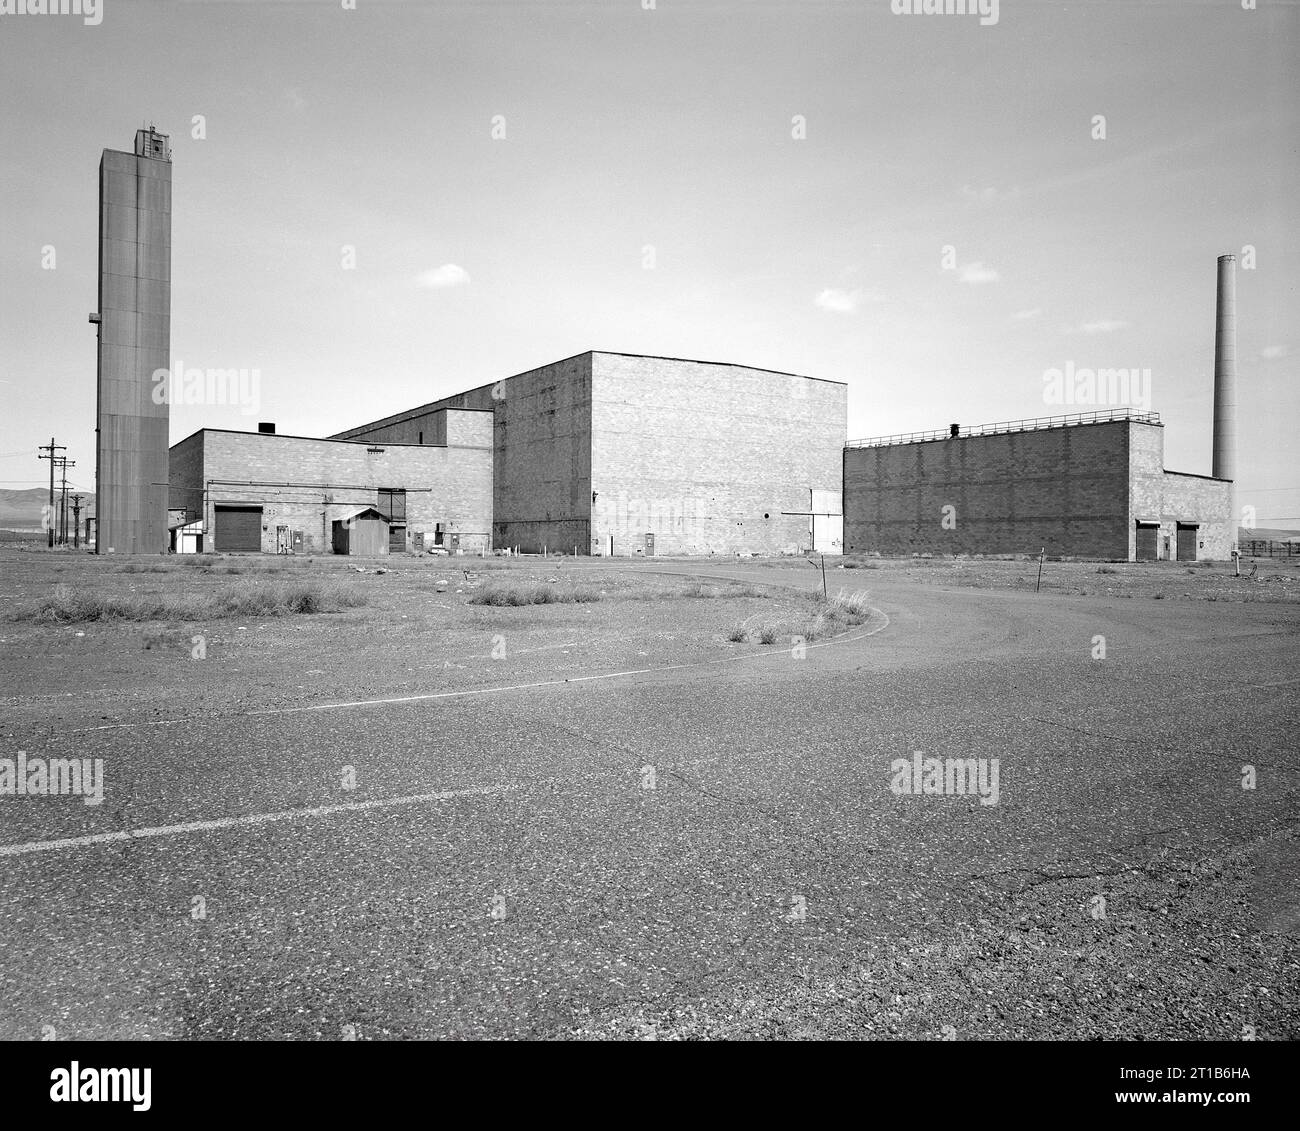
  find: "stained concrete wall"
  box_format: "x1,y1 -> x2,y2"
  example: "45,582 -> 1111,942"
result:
333,351 -> 846,555
489,354 -> 593,553
1125,423 -> 1231,560
844,421 -> 1134,558
590,354 -> 847,556
1159,473 -> 1233,560
95,139 -> 171,554
334,356 -> 591,553
169,428 -> 492,554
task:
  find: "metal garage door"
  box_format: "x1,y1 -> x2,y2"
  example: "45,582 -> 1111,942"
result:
214,506 -> 262,553
1136,523 -> 1158,561
1176,524 -> 1198,561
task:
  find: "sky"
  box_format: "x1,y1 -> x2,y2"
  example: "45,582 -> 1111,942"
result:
1,0 -> 1296,524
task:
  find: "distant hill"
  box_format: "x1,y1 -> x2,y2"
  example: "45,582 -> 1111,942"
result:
1240,527 -> 1300,543
0,487 -> 95,530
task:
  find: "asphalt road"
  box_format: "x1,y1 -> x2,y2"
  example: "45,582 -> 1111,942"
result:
2,562 -> 1297,1039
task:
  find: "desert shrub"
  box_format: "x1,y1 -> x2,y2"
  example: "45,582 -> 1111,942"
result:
469,583 -> 601,606
12,580 -> 366,623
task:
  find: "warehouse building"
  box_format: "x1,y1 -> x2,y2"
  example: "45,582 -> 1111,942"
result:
842,255 -> 1240,562
168,411 -> 492,555
167,352 -> 845,557
843,410 -> 1232,561
334,351 -> 848,557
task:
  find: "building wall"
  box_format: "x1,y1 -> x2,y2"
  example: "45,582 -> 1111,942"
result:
1126,422 -> 1166,560
169,429 -> 492,554
490,354 -> 592,552
1159,473 -> 1233,560
96,133 -> 171,554
167,430 -> 204,522
844,421 -> 1133,558
330,406 -> 493,449
590,354 -> 847,556
333,358 -> 592,553
1126,424 -> 1232,560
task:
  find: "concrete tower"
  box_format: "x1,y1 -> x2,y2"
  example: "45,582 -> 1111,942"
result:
94,127 -> 171,554
1212,253 -> 1237,546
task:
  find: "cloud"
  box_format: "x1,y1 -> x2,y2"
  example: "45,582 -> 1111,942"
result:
416,264 -> 470,289
1064,319 -> 1129,335
960,185 -> 1020,204
1260,345 -> 1289,360
1011,308 -> 1042,321
814,287 -> 880,313
959,262 -> 999,284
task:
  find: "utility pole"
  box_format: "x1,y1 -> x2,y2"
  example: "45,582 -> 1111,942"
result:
37,438 -> 65,549
55,457 -> 75,546
71,494 -> 83,550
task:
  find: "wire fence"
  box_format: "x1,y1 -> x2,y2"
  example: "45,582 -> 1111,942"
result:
1240,539 -> 1299,559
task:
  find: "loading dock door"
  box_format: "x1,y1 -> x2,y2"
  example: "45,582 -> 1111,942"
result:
1136,522 -> 1158,561
214,506 -> 262,553
1176,524 -> 1198,561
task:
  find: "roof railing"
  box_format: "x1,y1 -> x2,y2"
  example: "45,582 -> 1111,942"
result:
845,408 -> 1161,449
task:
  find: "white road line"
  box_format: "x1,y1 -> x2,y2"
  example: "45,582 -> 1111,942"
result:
67,609 -> 891,729
0,782 -> 519,858
246,610 -> 891,716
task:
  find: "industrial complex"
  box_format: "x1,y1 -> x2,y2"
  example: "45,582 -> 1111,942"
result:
88,129 -> 1237,562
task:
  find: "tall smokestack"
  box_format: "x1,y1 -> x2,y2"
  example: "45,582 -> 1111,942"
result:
1213,254 -> 1237,540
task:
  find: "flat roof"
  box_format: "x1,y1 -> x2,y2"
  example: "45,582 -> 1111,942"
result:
169,427 -> 472,452
333,349 -> 845,438
846,409 -> 1163,449
590,350 -> 847,386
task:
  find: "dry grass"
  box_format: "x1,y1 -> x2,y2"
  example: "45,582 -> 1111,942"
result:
794,588 -> 874,640
469,582 -> 602,606
680,581 -> 765,599
12,580 -> 369,624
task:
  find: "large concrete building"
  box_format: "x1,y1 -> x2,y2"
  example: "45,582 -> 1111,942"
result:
93,127 -> 172,554
169,410 -> 492,555
841,256 -> 1241,562
168,353 -> 847,557
843,410 -> 1232,561
334,351 -> 848,556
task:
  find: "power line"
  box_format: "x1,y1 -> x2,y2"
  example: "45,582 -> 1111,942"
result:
36,439 -> 65,550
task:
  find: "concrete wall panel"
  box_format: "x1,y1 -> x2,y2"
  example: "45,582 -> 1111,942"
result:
591,354 -> 846,557
845,421 -> 1134,558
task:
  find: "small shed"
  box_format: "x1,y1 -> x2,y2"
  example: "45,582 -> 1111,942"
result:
331,506 -> 390,556
169,518 -> 204,554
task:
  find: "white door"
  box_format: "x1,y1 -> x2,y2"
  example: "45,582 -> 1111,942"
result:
810,489 -> 843,554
